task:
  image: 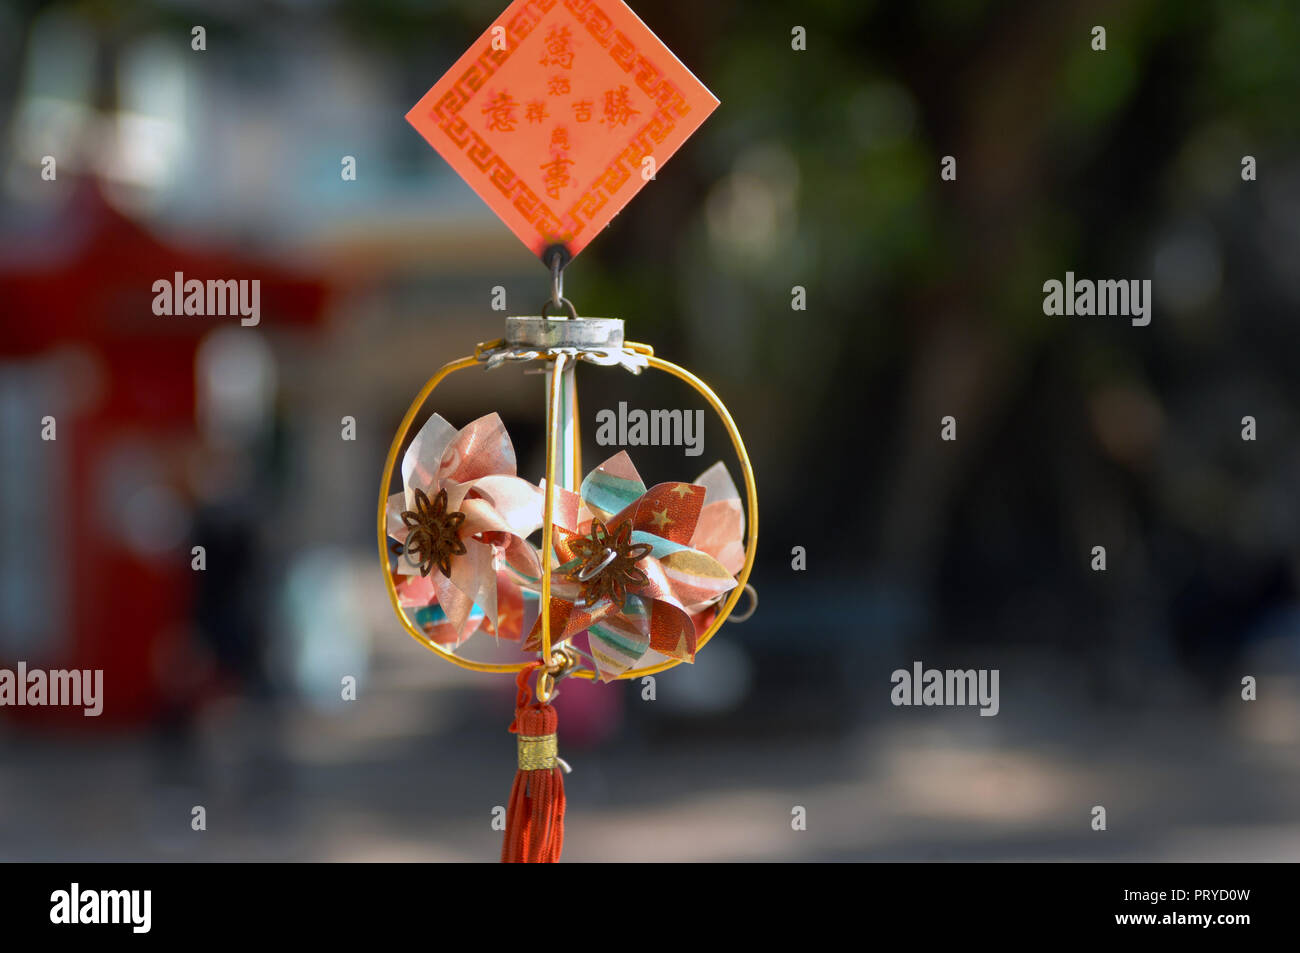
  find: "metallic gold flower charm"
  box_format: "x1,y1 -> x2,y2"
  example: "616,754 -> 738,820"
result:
567,519 -> 653,608
399,487 -> 467,578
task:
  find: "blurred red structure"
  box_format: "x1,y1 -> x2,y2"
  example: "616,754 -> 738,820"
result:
0,181 -> 327,726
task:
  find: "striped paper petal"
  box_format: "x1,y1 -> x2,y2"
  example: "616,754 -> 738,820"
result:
690,462 -> 745,575
580,451 -> 646,520
414,601 -> 486,647
588,599 -> 652,680
658,548 -> 737,613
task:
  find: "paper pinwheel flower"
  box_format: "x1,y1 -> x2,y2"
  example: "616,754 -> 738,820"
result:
684,461 -> 747,633
386,412 -> 543,647
524,451 -> 739,681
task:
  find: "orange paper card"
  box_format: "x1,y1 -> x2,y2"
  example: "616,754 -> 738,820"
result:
406,0 -> 719,261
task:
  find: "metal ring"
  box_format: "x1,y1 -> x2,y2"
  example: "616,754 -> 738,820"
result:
575,548 -> 618,582
726,583 -> 758,623
540,296 -> 578,320
545,645 -> 578,677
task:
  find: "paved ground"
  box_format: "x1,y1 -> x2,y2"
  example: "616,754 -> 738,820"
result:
3,630 -> 1299,862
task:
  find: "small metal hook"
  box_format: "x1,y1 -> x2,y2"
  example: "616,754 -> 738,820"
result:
549,248 -> 564,310
536,644 -> 580,703
542,245 -> 576,319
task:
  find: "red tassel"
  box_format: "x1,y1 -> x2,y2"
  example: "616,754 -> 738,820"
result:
502,665 -> 565,863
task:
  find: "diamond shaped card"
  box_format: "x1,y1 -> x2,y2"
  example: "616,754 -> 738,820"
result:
406,0 -> 719,260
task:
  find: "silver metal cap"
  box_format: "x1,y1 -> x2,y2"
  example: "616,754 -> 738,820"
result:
505,317 -> 624,350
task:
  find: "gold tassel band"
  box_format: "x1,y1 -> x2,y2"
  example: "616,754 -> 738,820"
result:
517,733 -> 558,771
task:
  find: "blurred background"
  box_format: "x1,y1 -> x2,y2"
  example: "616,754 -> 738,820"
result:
2,0 -> 1299,861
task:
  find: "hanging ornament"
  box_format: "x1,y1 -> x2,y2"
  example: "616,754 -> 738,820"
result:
382,0 -> 757,863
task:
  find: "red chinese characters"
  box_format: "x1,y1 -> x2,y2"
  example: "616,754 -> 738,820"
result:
406,0 -> 719,260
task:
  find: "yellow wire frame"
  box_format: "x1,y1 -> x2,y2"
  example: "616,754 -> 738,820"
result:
377,345 -> 759,681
